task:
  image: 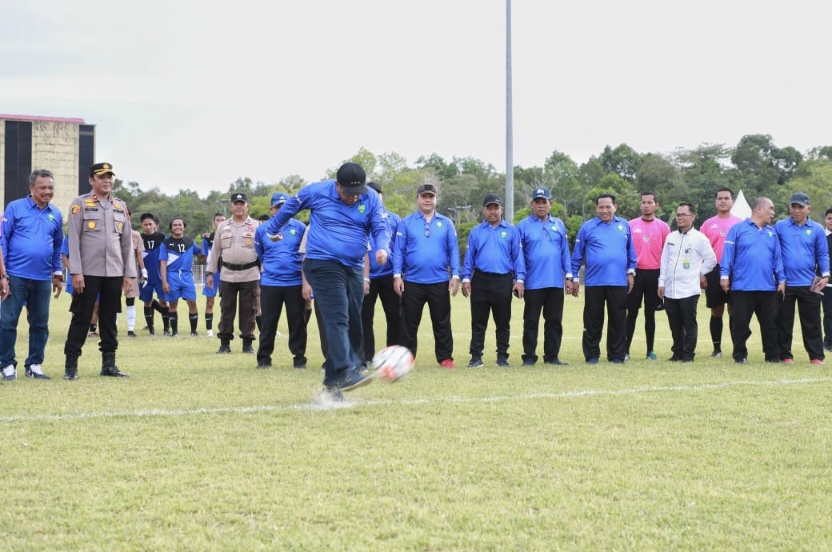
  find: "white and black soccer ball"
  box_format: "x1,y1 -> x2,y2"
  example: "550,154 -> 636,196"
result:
372,345 -> 415,383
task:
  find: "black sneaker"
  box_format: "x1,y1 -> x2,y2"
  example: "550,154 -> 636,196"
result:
63,372 -> 78,381
242,345 -> 255,354
544,359 -> 568,366
148,328 -> 155,335
257,359 -> 272,368
216,343 -> 231,354
293,363 -> 306,370
127,331 -> 137,338
522,359 -> 536,366
190,332 -> 198,337
467,357 -> 484,368
496,358 -> 511,367
100,366 -> 130,378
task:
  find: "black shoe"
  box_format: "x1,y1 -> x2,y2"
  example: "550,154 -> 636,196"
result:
735,357 -> 747,364
341,368 -> 372,392
522,359 -> 536,366
544,359 -> 568,366
148,328 -> 155,335
257,359 -> 272,368
293,363 -> 306,370
216,343 -> 231,354
710,350 -> 722,358
611,358 -> 625,364
100,366 -> 130,378
190,332 -> 198,337
468,357 -> 483,368
320,386 -> 345,403
63,372 -> 78,381
127,331 -> 137,337
496,358 -> 511,367
242,345 -> 255,354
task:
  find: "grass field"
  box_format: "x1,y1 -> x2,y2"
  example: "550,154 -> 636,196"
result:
2,291 -> 831,550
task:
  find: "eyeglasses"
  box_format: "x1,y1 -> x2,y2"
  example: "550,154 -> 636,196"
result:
424,222 -> 430,237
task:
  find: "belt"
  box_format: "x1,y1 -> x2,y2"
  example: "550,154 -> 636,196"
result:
221,260 -> 260,271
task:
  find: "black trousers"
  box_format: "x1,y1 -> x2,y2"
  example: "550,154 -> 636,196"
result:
360,274 -> 401,362
626,268 -> 660,354
257,284 -> 308,366
664,295 -> 699,361
400,281 -> 454,362
730,290 -> 780,361
65,276 -> 123,357
776,286 -> 824,361
582,286 -> 627,362
218,279 -> 259,342
522,287 -> 565,363
823,288 -> 832,349
469,271 -> 513,359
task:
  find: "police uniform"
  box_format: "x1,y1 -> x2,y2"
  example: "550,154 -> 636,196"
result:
64,162 -> 136,379
206,194 -> 260,352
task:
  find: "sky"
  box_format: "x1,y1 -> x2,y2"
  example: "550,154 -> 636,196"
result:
1,0 -> 828,196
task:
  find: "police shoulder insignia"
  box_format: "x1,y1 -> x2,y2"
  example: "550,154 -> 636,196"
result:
71,205 -> 81,215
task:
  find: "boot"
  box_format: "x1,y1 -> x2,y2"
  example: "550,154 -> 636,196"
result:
100,352 -> 130,378
242,339 -> 255,354
64,355 -> 79,381
216,339 -> 231,354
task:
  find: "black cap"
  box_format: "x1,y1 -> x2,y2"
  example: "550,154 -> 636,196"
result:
789,192 -> 809,207
417,183 -> 438,196
483,193 -> 502,207
336,162 -> 367,195
230,192 -> 248,203
366,181 -> 382,194
90,162 -> 115,177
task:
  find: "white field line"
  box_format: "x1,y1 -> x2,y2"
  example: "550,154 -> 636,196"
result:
1,377 -> 830,423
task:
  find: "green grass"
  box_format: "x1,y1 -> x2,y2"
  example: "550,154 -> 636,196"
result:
1,292 -> 831,550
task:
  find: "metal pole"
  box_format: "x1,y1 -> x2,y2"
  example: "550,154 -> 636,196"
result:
505,0 -> 514,221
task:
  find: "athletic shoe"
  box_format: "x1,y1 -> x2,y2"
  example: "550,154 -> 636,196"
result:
710,351 -> 722,358
25,364 -> 50,380
467,357 -> 484,368
293,363 -> 306,370
611,358 -> 625,364
148,328 -> 155,335
646,351 -> 658,360
63,372 -> 78,381
127,331 -> 137,338
522,359 -> 536,366
735,358 -> 747,364
216,343 -> 231,354
88,331 -> 99,338
341,368 -> 372,392
439,359 -> 455,369
257,359 -> 272,368
206,330 -> 214,337
810,359 -> 824,365
168,332 -> 178,337
2,364 -> 17,381
190,332 -> 198,337
320,386 -> 345,403
496,358 -> 511,367
586,358 -> 599,365
624,354 -> 630,361
544,359 -> 568,366
781,358 -> 794,365
242,345 -> 255,354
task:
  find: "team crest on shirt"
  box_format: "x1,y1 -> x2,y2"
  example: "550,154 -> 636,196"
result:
806,229 -> 812,236
767,230 -> 774,237
71,205 -> 80,215
500,231 -> 507,239
437,221 -> 443,228
617,224 -> 625,232
289,228 -> 296,236
358,204 -> 366,214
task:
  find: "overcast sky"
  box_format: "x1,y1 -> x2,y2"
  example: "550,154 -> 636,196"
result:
1,0 -> 828,195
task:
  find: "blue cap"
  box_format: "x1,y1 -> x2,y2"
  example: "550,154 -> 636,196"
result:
271,192 -> 289,206
532,187 -> 551,200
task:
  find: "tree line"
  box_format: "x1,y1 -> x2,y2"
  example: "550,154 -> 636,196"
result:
113,134 -> 832,255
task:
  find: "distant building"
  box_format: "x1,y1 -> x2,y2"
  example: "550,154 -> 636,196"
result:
0,113 -> 95,211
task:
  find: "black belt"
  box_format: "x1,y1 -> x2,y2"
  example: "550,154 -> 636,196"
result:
221,260 -> 260,271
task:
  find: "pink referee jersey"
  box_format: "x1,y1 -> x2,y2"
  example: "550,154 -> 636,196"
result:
701,214 -> 743,263
628,217 -> 670,270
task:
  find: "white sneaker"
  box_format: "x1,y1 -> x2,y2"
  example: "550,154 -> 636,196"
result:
206,330 -> 214,337
25,364 -> 50,380
2,364 -> 16,381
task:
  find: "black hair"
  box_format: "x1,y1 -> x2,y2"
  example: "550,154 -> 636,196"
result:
169,216 -> 186,230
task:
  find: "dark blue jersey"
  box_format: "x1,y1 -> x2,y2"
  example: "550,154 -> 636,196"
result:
141,231 -> 166,283
159,236 -> 200,272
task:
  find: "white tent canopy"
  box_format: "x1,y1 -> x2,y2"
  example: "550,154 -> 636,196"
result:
731,190 -> 752,219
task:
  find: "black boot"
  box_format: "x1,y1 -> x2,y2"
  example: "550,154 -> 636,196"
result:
242,339 -> 255,354
64,355 -> 79,381
100,352 -> 130,378
216,339 -> 231,354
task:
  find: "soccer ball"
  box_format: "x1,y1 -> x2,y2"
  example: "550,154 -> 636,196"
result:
372,345 -> 415,383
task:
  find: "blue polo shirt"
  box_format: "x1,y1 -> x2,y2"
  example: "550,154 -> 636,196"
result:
774,217 -> 829,287
517,214 -> 572,289
267,180 -> 391,270
393,211 -> 461,284
369,210 -> 400,279
1,195 -> 63,280
62,236 -> 73,294
720,218 -> 785,291
255,218 -> 305,286
462,219 -> 525,281
571,216 -> 637,286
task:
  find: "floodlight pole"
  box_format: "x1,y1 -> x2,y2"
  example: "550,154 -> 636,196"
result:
505,0 -> 514,221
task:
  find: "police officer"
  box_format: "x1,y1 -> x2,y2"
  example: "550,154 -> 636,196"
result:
461,194 -> 525,367
64,162 -> 136,379
254,192 -> 307,368
205,193 -> 261,354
